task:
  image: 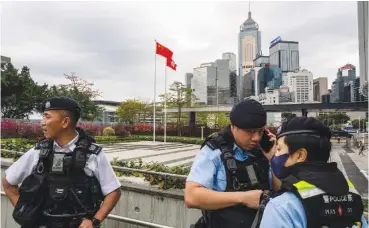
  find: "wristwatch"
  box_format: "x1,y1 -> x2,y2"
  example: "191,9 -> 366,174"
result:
92,217 -> 101,228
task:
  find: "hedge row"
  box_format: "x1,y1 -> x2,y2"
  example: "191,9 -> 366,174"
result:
111,158 -> 190,189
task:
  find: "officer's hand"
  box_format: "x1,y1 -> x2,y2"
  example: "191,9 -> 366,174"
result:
240,189 -> 262,209
262,129 -> 277,161
79,218 -> 93,228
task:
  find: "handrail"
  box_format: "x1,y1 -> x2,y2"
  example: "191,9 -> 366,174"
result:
0,191 -> 173,228
1,149 -> 188,180
112,166 -> 187,180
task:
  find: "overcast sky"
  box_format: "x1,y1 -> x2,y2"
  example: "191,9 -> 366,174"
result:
1,1 -> 360,102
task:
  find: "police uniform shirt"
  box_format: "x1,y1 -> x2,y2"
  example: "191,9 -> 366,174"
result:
186,144 -> 272,191
5,133 -> 121,196
259,192 -> 368,228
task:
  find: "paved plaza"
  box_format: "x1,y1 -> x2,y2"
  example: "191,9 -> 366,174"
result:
103,141 -> 199,167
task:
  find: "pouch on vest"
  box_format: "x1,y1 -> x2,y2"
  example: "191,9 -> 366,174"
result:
12,173 -> 47,226
207,205 -> 257,228
49,185 -> 69,201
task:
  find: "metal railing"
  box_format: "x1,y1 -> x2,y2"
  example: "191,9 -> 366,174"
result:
0,191 -> 173,228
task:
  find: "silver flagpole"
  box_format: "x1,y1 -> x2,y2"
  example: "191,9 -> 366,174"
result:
153,40 -> 157,142
164,64 -> 167,143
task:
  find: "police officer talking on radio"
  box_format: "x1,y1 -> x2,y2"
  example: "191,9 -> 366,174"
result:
259,117 -> 368,228
2,96 -> 122,228
185,99 -> 279,228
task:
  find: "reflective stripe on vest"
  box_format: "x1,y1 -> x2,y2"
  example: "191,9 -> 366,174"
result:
293,179 -> 359,199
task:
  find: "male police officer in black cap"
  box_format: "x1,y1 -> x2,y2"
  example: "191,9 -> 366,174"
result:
185,99 -> 279,228
2,96 -> 121,228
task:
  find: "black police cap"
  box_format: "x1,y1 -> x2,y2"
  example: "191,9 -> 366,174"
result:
42,96 -> 81,119
229,99 -> 266,129
277,117 -> 331,139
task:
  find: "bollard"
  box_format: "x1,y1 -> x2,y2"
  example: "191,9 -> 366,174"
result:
201,126 -> 204,140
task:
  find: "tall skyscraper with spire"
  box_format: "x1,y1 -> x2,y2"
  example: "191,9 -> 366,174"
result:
238,6 -> 261,99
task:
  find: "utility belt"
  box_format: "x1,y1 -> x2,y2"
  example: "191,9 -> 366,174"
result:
21,217 -> 83,228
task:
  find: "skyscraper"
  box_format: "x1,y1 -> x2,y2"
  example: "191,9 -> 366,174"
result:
192,59 -> 234,105
269,37 -> 299,84
222,52 -> 237,72
313,77 -> 328,102
238,9 -> 261,98
358,1 -> 368,89
185,73 -> 193,88
285,69 -> 313,103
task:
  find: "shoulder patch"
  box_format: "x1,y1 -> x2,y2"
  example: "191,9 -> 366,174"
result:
35,139 -> 51,150
88,143 -> 102,155
34,143 -> 42,150
205,141 -> 217,150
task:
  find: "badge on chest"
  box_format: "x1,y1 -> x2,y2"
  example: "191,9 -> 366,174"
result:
51,153 -> 65,174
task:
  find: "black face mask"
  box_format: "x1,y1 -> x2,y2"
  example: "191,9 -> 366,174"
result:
271,153 -> 291,179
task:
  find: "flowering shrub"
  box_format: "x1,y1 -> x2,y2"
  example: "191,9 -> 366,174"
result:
1,120 -> 105,139
77,123 -> 104,136
1,120 -> 232,138
103,126 -> 115,136
1,120 -> 43,139
113,124 -> 132,136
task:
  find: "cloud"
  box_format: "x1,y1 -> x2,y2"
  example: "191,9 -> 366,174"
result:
1,1 -> 360,101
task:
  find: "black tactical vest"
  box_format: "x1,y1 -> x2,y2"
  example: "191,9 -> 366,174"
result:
279,176 -> 364,228
200,126 -> 270,228
34,135 -> 104,226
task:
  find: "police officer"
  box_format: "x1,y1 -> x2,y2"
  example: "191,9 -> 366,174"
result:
260,117 -> 368,228
2,96 -> 121,228
185,99 -> 279,228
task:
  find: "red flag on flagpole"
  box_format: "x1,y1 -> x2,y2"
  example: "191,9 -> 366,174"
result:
166,58 -> 177,71
156,41 -> 173,59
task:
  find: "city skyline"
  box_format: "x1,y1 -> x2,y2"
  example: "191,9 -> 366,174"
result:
2,1 -> 360,102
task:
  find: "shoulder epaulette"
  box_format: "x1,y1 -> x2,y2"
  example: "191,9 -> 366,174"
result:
88,143 -> 102,155
34,139 -> 51,150
34,143 -> 41,150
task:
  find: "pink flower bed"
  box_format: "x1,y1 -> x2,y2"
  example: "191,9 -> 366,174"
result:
1,120 -> 105,139
1,120 -> 43,139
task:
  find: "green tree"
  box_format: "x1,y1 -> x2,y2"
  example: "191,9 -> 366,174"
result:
116,99 -> 146,123
197,112 -> 208,126
159,81 -> 197,135
1,63 -> 49,119
351,118 -> 368,129
317,113 -> 350,126
46,73 -> 104,121
281,112 -> 296,122
216,112 -> 230,128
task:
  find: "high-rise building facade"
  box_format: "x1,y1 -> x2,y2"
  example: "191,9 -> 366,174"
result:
192,65 -> 209,105
331,64 -> 356,102
285,69 -> 313,103
253,55 -> 269,68
191,59 -> 235,105
313,77 -> 328,102
238,10 -> 261,98
1,56 -> 11,64
185,73 -> 193,88
242,64 -> 282,99
222,52 -> 237,72
358,1 -> 368,89
269,37 -> 299,73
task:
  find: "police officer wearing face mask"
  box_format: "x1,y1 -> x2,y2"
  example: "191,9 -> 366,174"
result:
185,99 -> 279,228
2,96 -> 122,228
259,117 -> 368,228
